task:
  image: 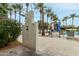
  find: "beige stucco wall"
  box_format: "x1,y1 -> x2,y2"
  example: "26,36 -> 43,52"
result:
22,11 -> 38,51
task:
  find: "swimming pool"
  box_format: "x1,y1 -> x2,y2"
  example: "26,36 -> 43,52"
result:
64,31 -> 79,35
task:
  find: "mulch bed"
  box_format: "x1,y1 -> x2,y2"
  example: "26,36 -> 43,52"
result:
0,40 -> 21,51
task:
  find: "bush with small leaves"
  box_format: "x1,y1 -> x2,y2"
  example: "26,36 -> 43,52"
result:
0,19 -> 21,47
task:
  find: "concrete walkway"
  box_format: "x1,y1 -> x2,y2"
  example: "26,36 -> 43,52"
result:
0,45 -> 37,56
0,35 -> 37,56
1,35 -> 79,56
17,35 -> 22,43
37,36 -> 79,56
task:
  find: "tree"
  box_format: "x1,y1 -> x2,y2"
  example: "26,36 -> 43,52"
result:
62,19 -> 65,27
38,20 -> 48,33
63,16 -> 69,30
38,20 -> 42,33
34,3 -> 43,21
0,3 -> 8,19
53,14 -> 58,30
7,4 -> 13,20
70,14 -> 76,32
62,14 -> 79,37
68,14 -> 79,35
44,22 -> 49,30
45,8 -> 51,31
46,8 -> 51,24
0,19 -> 20,47
16,4 -> 23,29
50,12 -> 54,30
77,26 -> 79,32
12,4 -> 18,20
34,3 -> 46,36
50,12 -> 54,22
25,3 -> 29,13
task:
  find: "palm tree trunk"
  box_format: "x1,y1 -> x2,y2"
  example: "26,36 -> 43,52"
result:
40,12 -> 42,21
19,10 -> 21,29
15,11 -> 16,20
72,17 -> 74,32
27,6 -> 28,13
26,5 -> 28,13
47,15 -> 48,23
39,11 -> 42,33
47,15 -> 48,32
63,21 -> 64,27
65,20 -> 67,31
63,21 -> 64,37
25,4 -> 29,20
31,4 -> 32,10
66,20 -> 67,29
41,6 -> 45,36
10,10 -> 11,20
71,17 -> 74,37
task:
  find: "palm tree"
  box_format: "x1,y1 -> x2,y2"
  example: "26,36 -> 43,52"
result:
70,14 -> 76,31
62,19 -> 65,37
16,4 -> 23,28
8,4 -> 13,20
34,3 -> 43,22
12,4 -> 17,20
53,14 -> 58,30
34,3 -> 46,36
62,19 -> 65,27
48,11 -> 54,34
30,3 -> 33,10
38,20 -> 42,33
63,16 -> 69,30
62,17 -> 68,36
50,12 -> 54,24
45,8 -> 51,32
70,14 -> 79,33
64,17 -> 68,27
33,3 -> 42,33
25,3 -> 29,13
46,8 -> 51,24
41,3 -> 45,36
62,14 -> 79,37
0,3 -> 8,19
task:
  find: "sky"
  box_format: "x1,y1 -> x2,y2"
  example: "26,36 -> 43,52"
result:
46,3 -> 79,27
9,3 -> 79,27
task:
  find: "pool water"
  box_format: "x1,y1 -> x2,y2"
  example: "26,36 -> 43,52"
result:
64,31 -> 79,35
75,32 -> 79,35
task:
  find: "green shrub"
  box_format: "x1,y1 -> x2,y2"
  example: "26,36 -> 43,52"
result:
0,19 -> 21,47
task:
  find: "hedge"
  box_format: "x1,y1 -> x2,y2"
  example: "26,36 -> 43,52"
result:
0,19 -> 21,47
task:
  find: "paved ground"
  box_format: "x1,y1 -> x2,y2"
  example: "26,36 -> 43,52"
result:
0,45 -> 38,56
0,34 -> 79,56
37,36 -> 79,56
0,35 -> 38,56
17,35 -> 22,43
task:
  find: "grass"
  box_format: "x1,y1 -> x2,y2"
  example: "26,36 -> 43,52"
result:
0,40 -> 21,51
